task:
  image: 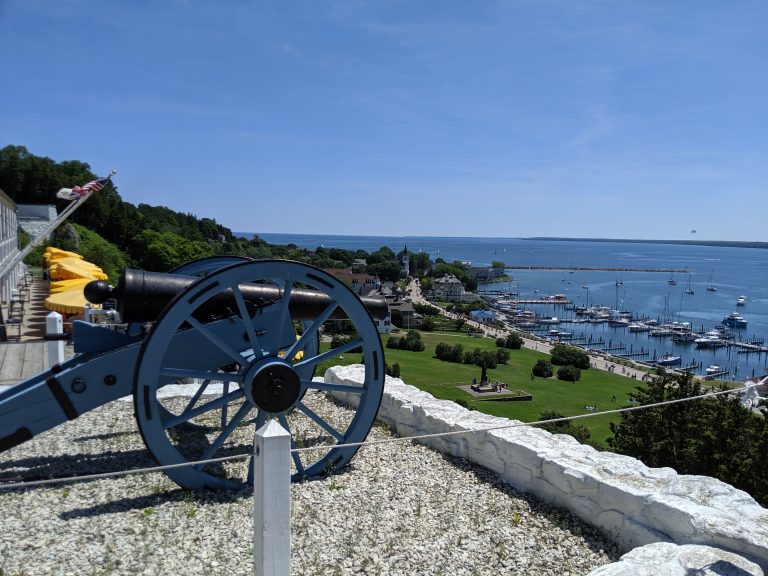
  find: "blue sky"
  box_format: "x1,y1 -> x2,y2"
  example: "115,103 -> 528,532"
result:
1,1 -> 766,241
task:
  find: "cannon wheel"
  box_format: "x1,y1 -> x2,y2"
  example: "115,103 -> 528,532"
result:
133,260 -> 385,490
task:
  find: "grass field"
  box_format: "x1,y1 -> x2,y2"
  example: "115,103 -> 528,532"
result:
317,329 -> 645,447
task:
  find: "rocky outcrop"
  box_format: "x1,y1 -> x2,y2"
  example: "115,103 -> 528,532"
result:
325,365 -> 768,570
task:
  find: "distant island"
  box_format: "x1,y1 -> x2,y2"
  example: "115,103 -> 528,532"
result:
527,237 -> 768,249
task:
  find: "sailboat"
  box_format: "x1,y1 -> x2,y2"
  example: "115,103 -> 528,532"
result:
706,271 -> 718,292
685,273 -> 695,295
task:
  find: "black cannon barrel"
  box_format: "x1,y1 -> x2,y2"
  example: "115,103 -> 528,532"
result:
85,269 -> 389,323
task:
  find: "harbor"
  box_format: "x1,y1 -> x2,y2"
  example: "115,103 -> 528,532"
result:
480,265 -> 768,382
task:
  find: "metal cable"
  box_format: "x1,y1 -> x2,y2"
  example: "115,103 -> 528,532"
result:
291,384 -> 752,454
0,384 -> 753,491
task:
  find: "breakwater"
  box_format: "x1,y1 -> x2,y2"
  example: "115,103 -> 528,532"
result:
504,265 -> 689,272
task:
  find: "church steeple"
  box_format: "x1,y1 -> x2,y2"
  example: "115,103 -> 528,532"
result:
401,244 -> 410,277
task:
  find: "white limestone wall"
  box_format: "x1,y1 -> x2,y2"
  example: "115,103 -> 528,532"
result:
325,365 -> 768,570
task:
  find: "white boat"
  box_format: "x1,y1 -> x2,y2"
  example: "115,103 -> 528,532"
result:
695,335 -> 723,348
736,295 -> 747,306
538,316 -> 561,325
549,329 -> 572,337
705,365 -> 722,375
667,273 -> 677,286
628,322 -> 651,332
649,327 -> 674,337
721,311 -> 747,328
657,353 -> 681,366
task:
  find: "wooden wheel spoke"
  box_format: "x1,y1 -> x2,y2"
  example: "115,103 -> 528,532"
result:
197,401 -> 253,465
163,389 -> 245,430
181,379 -> 212,414
303,380 -> 364,394
232,285 -> 262,354
160,367 -> 243,384
296,401 -> 344,441
284,302 -> 337,362
272,283 -> 293,354
293,338 -> 364,371
186,316 -> 246,365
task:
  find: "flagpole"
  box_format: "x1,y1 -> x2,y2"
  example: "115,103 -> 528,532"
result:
0,170 -> 117,285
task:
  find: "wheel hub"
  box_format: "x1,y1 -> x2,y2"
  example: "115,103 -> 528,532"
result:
246,359 -> 301,413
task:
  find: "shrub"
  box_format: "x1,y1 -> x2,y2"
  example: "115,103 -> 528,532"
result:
387,330 -> 425,352
385,362 -> 401,378
532,359 -> 553,378
435,342 -> 451,360
496,348 -> 510,364
505,333 -> 523,349
537,410 -> 591,443
454,398 -> 475,411
496,333 -> 524,350
557,365 -> 581,382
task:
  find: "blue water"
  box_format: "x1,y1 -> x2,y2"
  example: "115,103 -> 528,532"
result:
242,233 -> 768,380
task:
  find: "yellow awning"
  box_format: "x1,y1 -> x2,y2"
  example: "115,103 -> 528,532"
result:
45,290 -> 88,315
48,257 -> 107,280
48,262 -> 108,281
48,257 -> 102,270
49,278 -> 93,294
44,247 -> 83,259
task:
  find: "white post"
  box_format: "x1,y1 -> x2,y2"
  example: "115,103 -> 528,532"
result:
253,420 -> 291,576
46,311 -> 64,367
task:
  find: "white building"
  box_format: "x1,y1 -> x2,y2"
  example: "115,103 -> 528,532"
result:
0,189 -> 28,305
432,274 -> 472,302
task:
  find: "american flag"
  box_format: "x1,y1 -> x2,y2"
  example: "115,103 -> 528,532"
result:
56,176 -> 111,201
71,176 -> 110,197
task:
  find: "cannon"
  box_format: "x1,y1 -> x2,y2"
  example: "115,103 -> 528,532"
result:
0,258 -> 387,490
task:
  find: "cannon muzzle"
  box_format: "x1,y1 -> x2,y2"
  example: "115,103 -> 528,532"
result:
85,268 -> 389,323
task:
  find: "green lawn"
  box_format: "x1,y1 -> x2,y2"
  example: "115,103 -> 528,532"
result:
317,330 -> 644,447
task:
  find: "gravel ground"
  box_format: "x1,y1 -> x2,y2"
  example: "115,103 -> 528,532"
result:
0,392 -> 618,575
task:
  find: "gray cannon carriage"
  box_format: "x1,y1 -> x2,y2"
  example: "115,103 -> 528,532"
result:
0,258 -> 387,490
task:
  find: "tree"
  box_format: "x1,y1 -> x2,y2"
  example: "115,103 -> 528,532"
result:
608,373 -> 768,507
532,359 -> 553,378
410,252 -> 432,277
130,229 -> 214,271
366,260 -> 402,282
496,333 -> 523,350
551,343 -> 590,369
366,246 -> 396,265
